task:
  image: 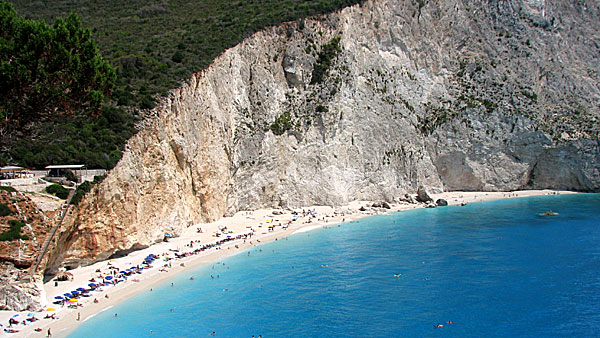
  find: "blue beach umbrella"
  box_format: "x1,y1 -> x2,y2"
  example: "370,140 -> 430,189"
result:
105,276 -> 113,280
27,313 -> 35,317
63,293 -> 73,297
12,314 -> 19,318
76,287 -> 86,292
88,283 -> 97,287
54,296 -> 63,300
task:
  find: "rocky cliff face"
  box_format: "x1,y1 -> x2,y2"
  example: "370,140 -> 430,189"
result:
46,0 -> 599,270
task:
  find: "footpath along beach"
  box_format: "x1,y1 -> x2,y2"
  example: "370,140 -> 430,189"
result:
0,190 -> 573,337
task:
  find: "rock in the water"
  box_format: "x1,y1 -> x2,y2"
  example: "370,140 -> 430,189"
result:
416,186 -> 433,203
436,199 -> 448,206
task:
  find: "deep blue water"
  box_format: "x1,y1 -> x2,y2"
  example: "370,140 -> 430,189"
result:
69,194 -> 600,338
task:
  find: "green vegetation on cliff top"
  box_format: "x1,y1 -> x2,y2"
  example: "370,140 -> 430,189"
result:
3,0 -> 365,169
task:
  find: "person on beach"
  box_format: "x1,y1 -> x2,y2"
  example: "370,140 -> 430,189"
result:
77,312 -> 80,321
47,328 -> 52,337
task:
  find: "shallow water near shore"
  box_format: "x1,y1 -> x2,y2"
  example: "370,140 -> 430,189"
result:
68,194 -> 600,338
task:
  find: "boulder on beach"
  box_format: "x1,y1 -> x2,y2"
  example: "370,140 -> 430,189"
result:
416,186 -> 433,203
399,194 -> 417,204
436,199 -> 448,206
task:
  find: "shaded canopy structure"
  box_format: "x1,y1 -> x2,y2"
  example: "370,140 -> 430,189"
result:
0,166 -> 28,179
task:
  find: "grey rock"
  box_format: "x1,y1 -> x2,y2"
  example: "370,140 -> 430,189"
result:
399,194 -> 417,204
416,186 -> 433,203
0,263 -> 43,311
436,199 -> 448,206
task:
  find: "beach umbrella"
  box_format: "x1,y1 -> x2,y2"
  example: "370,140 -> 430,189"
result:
88,283 -> 97,287
63,293 -> 73,298
76,287 -> 86,292
12,314 -> 19,318
27,313 -> 35,317
71,291 -> 79,295
46,308 -> 56,311
68,298 -> 78,303
105,276 -> 113,280
54,296 -> 63,300
119,271 -> 126,274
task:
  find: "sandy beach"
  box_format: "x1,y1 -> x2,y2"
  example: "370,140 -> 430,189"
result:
0,189 -> 573,337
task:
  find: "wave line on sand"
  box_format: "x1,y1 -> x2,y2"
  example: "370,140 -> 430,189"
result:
82,305 -> 113,322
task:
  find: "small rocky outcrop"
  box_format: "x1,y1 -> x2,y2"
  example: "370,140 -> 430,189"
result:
0,263 -> 44,311
399,194 -> 417,204
372,202 -> 391,209
436,199 -> 448,206
416,186 -> 433,203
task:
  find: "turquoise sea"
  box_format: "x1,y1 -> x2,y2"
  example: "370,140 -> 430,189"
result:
69,194 -> 600,337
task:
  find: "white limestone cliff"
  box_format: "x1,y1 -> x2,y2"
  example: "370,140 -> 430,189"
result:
45,0 -> 599,270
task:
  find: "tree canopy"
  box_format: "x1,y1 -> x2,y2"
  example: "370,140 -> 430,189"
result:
0,1 -> 115,138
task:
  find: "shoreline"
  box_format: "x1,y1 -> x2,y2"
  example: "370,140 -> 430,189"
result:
1,189 -> 575,337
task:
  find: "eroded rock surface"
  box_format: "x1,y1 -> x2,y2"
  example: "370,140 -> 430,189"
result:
46,0 -> 599,270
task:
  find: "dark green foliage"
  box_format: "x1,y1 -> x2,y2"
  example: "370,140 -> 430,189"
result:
316,104 -> 328,113
0,186 -> 17,192
7,106 -> 136,169
522,90 -> 537,101
311,37 -> 341,84
270,112 -> 293,135
0,203 -> 12,216
70,181 -> 92,205
5,0 -> 365,168
93,175 -> 106,184
12,0 -> 362,107
45,183 -> 70,199
0,1 -> 116,132
0,219 -> 28,241
64,170 -> 77,183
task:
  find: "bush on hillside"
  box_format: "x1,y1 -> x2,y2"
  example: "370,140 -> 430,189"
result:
46,184 -> 70,199
0,219 -> 29,241
70,181 -> 93,205
0,203 -> 13,217
0,186 -> 17,192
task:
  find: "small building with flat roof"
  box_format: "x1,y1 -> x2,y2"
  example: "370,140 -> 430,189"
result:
45,164 -> 86,182
0,166 -> 30,179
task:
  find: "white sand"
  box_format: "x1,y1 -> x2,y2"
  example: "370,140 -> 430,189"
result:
0,190 -> 573,337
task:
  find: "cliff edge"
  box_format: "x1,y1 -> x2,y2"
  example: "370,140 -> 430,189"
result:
45,0 -> 599,271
